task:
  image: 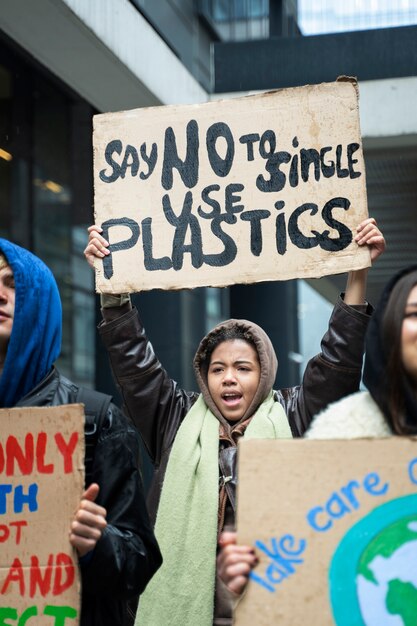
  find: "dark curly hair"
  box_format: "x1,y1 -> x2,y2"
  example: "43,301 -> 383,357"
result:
199,326 -> 257,376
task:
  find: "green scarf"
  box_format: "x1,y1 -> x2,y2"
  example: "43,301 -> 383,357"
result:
136,391 -> 292,626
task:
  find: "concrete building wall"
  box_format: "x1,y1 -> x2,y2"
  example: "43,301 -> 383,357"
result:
0,0 -> 208,112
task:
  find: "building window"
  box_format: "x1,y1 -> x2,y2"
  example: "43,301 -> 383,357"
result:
299,0 -> 417,35
205,287 -> 229,333
198,0 -> 269,40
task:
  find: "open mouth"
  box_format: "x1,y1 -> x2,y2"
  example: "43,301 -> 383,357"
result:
221,392 -> 242,406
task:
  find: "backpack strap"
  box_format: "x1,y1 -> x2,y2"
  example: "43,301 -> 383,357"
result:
76,387 -> 112,486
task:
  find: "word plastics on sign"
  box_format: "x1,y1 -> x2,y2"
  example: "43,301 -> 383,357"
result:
93,80 -> 370,293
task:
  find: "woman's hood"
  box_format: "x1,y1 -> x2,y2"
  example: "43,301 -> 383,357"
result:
0,239 -> 62,407
193,318 -> 277,426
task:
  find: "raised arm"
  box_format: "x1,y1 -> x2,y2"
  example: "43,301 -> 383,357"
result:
344,217 -> 386,305
281,217 -> 386,435
84,225 -> 197,465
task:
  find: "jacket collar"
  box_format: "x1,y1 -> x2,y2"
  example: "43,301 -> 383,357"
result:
15,367 -> 59,407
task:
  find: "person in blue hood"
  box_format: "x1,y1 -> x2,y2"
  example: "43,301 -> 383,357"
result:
0,239 -> 162,626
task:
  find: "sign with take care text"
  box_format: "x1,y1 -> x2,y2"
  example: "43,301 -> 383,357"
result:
235,438 -> 417,626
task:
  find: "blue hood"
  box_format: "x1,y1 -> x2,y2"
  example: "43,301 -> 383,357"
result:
0,239 -> 62,407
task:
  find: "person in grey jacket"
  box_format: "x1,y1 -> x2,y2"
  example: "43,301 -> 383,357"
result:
84,217 -> 385,626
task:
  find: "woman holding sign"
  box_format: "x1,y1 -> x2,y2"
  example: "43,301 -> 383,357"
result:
84,217 -> 385,626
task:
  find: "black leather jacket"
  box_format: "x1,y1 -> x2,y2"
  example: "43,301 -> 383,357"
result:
16,367 -> 162,626
99,296 -> 371,625
99,296 -> 372,526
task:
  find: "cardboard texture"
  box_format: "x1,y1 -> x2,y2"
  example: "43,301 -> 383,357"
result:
0,405 -> 85,625
235,438 -> 417,626
93,80 -> 370,293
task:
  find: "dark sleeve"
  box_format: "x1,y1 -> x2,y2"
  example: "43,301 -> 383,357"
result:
278,295 -> 373,437
98,306 -> 197,465
80,404 -> 162,598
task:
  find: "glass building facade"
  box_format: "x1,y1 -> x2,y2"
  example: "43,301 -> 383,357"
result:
0,32 -> 229,393
0,35 -> 95,388
299,0 -> 417,35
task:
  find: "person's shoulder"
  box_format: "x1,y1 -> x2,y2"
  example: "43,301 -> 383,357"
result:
54,369 -> 78,396
54,370 -> 135,437
105,401 -> 136,432
305,391 -> 391,439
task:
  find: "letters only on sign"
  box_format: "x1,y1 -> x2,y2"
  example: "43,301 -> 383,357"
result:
0,405 -> 84,625
93,79 -> 370,293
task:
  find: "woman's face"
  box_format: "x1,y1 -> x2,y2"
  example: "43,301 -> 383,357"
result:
207,339 -> 261,422
0,264 -> 15,359
402,284 -> 417,386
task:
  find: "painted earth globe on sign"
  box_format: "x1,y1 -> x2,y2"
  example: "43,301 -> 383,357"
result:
329,495 -> 417,626
356,515 -> 417,626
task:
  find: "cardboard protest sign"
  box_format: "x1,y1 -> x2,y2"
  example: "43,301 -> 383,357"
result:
93,79 -> 370,293
0,405 -> 84,625
235,438 -> 417,626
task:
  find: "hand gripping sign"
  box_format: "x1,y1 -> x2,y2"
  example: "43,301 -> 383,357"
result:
92,78 -> 370,293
